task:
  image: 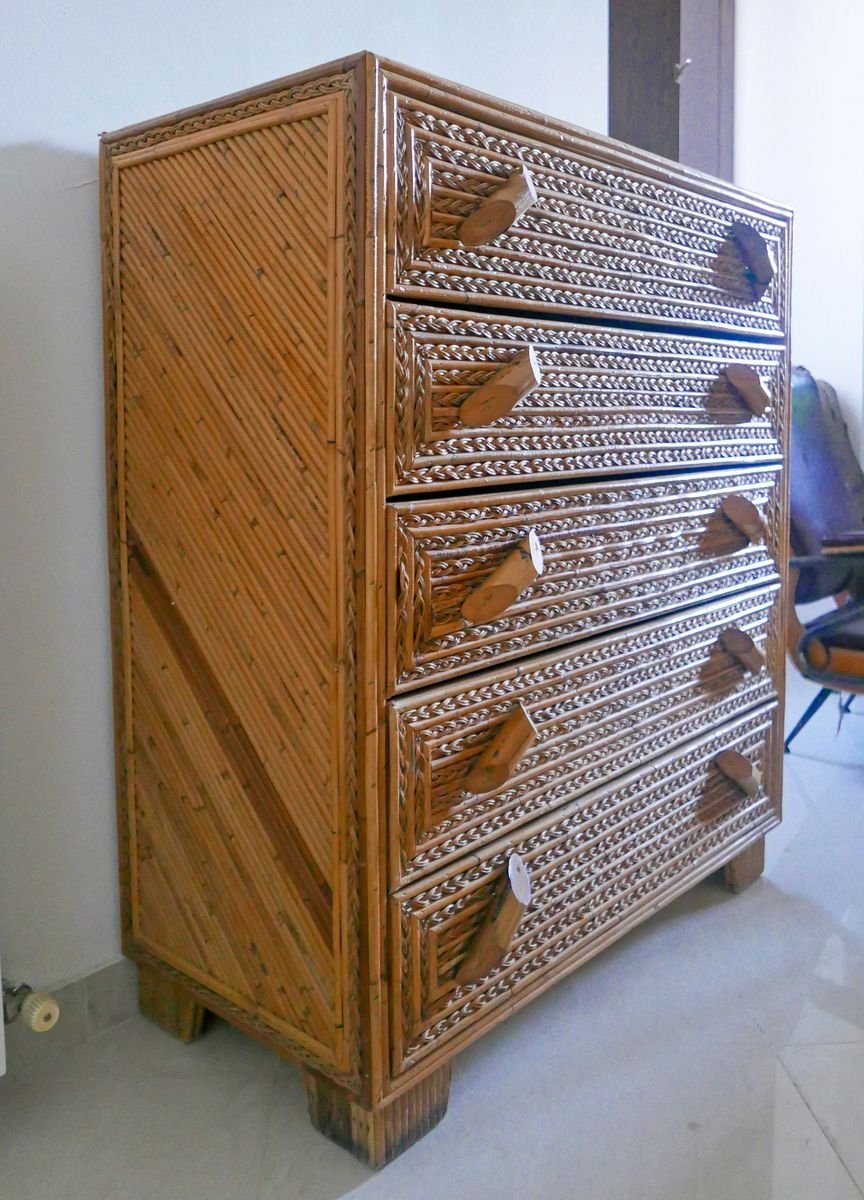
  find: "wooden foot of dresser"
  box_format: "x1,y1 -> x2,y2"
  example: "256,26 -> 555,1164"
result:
723,837 -> 766,893
303,1065 -> 452,1167
137,963 -> 207,1044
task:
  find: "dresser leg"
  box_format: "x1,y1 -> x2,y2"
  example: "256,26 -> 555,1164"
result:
137,962 -> 207,1043
303,1064 -> 452,1167
723,836 -> 765,893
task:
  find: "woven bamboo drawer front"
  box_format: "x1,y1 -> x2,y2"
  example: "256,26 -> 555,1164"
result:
390,703 -> 779,1075
389,465 -> 783,692
387,87 -> 789,337
389,585 -> 780,887
387,303 -> 786,493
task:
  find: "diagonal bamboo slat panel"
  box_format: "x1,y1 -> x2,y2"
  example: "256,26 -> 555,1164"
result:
104,82 -> 361,1079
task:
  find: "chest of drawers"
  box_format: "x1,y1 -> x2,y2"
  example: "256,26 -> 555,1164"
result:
101,52 -> 790,1167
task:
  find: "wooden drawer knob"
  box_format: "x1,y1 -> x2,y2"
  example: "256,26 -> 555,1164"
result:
464,702 -> 538,795
722,364 -> 770,417
459,347 -> 542,427
461,529 -> 544,626
456,853 -> 532,985
458,165 -> 538,247
730,222 -> 775,299
714,749 -> 763,797
719,628 -> 766,675
720,493 -> 764,543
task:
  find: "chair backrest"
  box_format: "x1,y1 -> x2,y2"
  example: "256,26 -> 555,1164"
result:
790,365 -> 864,602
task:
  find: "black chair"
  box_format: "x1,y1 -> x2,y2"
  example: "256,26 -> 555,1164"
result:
784,366 -> 864,752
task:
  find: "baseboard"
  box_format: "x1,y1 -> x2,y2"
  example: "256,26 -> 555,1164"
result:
1,958 -> 138,1083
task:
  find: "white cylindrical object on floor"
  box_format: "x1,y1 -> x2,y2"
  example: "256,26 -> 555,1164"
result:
19,991 -> 60,1033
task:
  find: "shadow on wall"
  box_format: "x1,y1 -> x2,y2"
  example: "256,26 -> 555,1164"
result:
0,144 -> 120,984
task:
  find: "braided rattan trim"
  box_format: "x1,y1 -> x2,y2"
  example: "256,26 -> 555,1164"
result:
104,72 -> 356,157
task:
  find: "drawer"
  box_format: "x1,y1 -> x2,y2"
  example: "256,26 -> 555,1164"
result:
386,88 -> 790,337
387,303 -> 786,494
390,703 -> 780,1075
389,585 -> 780,887
389,465 -> 783,692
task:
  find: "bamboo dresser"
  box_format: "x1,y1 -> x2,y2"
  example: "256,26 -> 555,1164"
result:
100,52 -> 791,1166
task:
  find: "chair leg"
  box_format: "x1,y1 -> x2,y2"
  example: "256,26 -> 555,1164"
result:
784,687 -> 834,753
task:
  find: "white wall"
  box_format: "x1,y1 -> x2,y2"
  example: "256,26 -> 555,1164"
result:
0,2 -> 608,988
735,0 -> 864,454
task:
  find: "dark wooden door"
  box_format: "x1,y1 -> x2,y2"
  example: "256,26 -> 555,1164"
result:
609,0 -> 734,180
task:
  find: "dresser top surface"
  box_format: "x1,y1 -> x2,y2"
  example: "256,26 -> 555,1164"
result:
100,50 -> 791,223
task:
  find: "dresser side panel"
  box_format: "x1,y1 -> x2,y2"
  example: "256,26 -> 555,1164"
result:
102,77 -> 362,1081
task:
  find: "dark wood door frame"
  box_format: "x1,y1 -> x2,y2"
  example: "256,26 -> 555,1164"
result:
609,0 -> 734,180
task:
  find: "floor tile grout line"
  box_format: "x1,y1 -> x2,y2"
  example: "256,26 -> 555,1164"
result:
776,1054 -> 864,1199
253,1061 -> 283,1200
779,1038 -> 864,1050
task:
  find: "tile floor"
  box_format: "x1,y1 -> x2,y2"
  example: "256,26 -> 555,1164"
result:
1,669 -> 863,1199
